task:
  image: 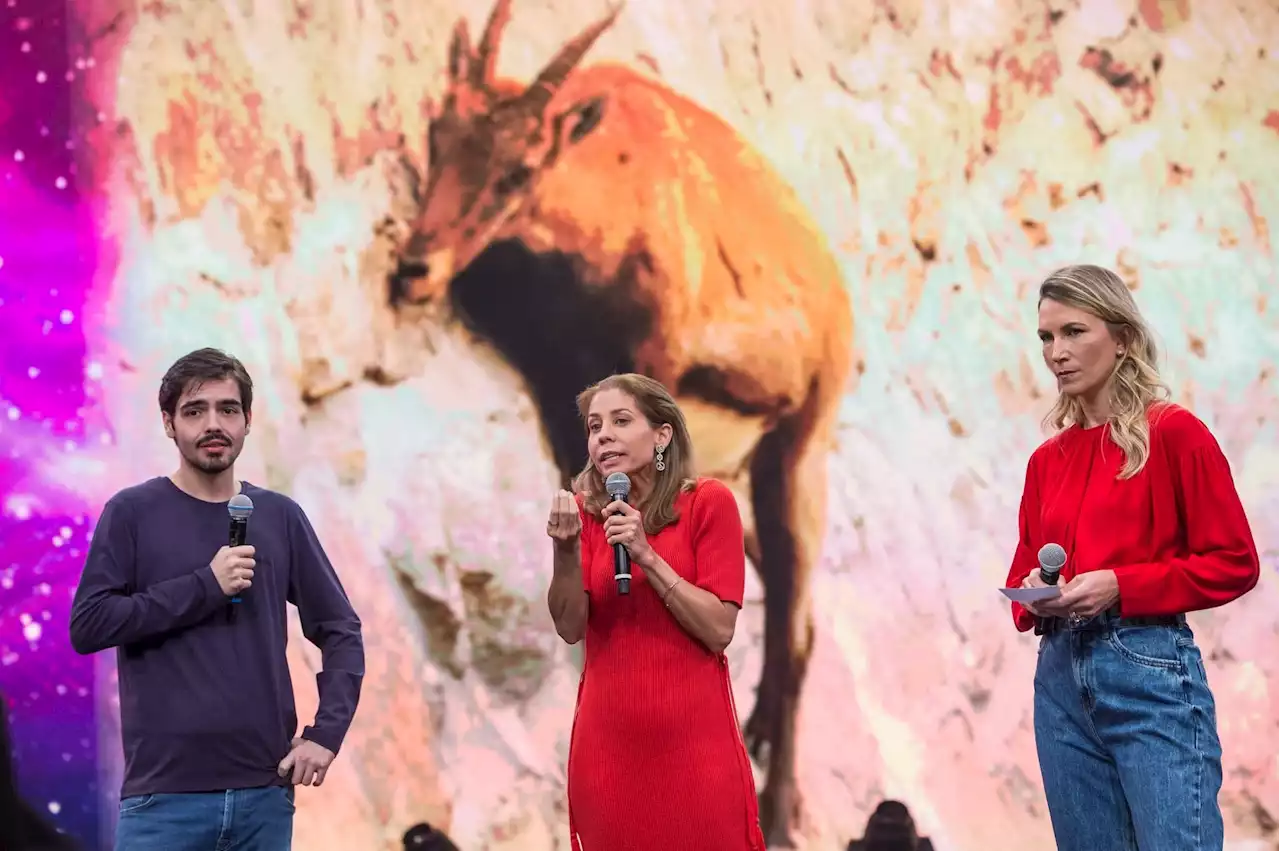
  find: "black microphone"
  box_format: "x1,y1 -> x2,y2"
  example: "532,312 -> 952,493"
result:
604,472 -> 631,595
227,493 -> 253,604
1033,542 -> 1066,635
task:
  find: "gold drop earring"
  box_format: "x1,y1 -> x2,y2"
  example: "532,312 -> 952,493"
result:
655,444 -> 666,472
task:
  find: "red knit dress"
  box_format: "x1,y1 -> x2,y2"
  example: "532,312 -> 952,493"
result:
567,478 -> 765,851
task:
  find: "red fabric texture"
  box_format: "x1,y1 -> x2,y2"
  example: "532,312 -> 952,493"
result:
567,478 -> 764,851
1006,403 -> 1260,631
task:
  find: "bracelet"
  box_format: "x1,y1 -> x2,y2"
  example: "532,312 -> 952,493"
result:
660,577 -> 680,605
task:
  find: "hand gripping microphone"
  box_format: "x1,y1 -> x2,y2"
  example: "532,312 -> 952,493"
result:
604,472 -> 632,595
1032,542 -> 1066,635
227,493 -> 254,603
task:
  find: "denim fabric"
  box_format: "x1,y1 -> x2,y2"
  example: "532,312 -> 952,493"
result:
1034,616 -> 1223,851
114,785 -> 294,851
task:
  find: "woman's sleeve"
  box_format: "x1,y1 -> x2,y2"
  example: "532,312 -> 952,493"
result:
1005,454 -> 1042,633
1112,422 -> 1260,615
691,479 -> 747,606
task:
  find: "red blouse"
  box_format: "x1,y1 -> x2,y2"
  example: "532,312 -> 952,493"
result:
1005,403 -> 1260,632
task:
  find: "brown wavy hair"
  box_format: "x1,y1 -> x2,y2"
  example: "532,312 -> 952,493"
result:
572,373 -> 697,534
1039,264 -> 1170,478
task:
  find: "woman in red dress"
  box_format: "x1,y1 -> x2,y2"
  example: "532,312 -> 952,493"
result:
545,373 -> 765,851
1006,264 -> 1259,851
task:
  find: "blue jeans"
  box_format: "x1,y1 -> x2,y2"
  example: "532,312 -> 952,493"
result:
1034,615 -> 1224,851
114,785 -> 294,851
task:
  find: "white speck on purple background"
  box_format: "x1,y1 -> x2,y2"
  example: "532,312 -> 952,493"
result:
0,5 -> 102,846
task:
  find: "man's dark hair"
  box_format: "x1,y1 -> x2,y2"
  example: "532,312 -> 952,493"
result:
157,348 -> 254,417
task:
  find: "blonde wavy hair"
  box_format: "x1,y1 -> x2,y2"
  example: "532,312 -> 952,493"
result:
1039,264 -> 1170,479
572,373 -> 697,534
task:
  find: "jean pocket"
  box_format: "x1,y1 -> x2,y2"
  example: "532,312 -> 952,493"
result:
1107,626 -> 1182,670
119,794 -> 157,814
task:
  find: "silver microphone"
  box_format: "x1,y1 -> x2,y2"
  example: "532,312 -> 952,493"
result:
605,472 -> 631,595
1033,543 -> 1067,635
228,494 -> 254,603
1037,543 -> 1066,586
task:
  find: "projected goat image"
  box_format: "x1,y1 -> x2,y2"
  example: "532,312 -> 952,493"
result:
392,1 -> 856,841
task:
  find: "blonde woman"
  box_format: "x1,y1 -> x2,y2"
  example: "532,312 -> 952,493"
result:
1005,264 -> 1259,851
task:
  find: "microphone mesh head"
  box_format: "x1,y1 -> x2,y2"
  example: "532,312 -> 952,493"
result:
228,493 -> 254,520
1037,542 -> 1066,570
604,472 -> 631,501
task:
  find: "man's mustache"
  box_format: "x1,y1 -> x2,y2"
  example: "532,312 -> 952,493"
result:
198,434 -> 232,447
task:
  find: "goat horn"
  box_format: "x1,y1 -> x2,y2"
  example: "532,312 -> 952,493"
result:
448,18 -> 472,84
472,0 -> 514,88
519,4 -> 622,113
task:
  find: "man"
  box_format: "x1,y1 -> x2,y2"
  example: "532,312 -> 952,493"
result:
69,348 -> 365,851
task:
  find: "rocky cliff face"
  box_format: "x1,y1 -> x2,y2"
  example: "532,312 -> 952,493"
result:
70,0 -> 1277,848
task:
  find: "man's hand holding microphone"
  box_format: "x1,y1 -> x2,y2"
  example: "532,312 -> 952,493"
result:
210,545 -> 256,597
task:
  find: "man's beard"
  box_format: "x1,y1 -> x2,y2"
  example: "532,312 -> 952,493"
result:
184,444 -> 239,474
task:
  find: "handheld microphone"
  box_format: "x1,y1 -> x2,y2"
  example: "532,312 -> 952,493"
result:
227,493 -> 254,603
604,472 -> 631,595
1038,543 -> 1066,585
1033,542 -> 1066,635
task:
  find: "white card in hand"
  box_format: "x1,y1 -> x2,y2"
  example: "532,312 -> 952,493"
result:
1000,586 -> 1063,603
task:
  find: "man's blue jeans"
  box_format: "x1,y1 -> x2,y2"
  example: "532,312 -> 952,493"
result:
114,785 -> 294,851
1034,614 -> 1224,851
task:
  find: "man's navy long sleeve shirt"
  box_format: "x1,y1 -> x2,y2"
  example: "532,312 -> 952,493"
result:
70,477 -> 364,797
